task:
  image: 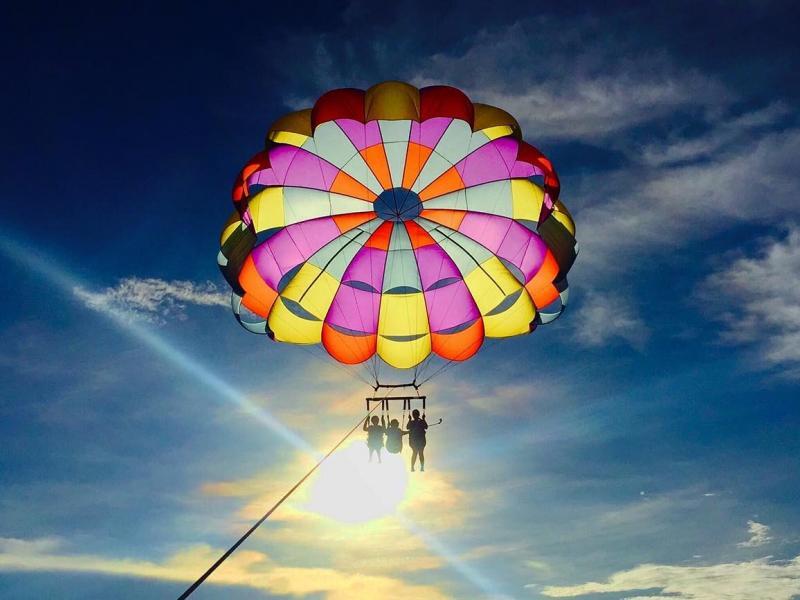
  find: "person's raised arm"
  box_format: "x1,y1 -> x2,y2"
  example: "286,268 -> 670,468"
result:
422,415 -> 428,430
363,417 -> 369,432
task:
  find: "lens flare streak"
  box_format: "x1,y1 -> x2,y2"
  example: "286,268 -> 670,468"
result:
0,233 -> 503,598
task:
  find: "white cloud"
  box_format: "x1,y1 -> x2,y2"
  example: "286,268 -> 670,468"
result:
73,277 -> 228,324
413,22 -> 729,142
570,291 -> 649,349
0,536 -> 450,600
638,101 -> 791,167
266,18 -> 799,267
524,558 -> 553,575
274,18 -> 730,143
699,227 -> 800,378
452,381 -> 555,415
0,537 -> 63,556
595,495 -> 679,528
541,554 -> 800,600
574,128 -> 800,279
561,112 -> 800,354
738,520 -> 774,548
268,20 -> 800,354
265,19 -> 800,350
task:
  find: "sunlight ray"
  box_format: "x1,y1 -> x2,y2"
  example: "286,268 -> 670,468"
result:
0,231 -> 502,597
0,234 -> 312,453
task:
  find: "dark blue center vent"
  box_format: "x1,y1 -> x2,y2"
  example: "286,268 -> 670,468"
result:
373,187 -> 423,222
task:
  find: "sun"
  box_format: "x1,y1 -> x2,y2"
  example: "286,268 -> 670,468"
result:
303,440 -> 410,524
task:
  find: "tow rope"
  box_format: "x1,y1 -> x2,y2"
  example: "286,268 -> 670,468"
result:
177,404 -> 380,599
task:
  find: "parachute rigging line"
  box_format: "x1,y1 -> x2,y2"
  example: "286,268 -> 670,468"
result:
293,341 -> 375,388
176,404 -> 381,600
417,338 -> 502,386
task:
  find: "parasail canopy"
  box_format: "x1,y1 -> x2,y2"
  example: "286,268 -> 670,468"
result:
218,81 -> 577,371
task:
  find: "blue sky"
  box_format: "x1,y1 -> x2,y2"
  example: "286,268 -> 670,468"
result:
2,1 -> 800,598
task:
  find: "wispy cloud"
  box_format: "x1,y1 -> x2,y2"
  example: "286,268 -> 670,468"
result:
275,18 -> 730,143
541,554 -> 800,599
638,101 -> 792,167
73,277 -> 228,324
574,127 -> 800,279
586,487 -> 720,536
570,291 -> 649,349
0,536 -> 450,600
412,22 -> 729,142
266,19 -> 800,355
562,108 -> 799,357
737,520 -> 773,548
699,227 -> 800,378
0,322 -> 76,377
449,381 -> 563,416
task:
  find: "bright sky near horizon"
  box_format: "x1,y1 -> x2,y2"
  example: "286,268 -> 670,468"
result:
2,2 -> 800,599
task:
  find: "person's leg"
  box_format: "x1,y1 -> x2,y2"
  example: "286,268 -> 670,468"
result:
419,447 -> 425,471
369,448 -> 374,462
377,448 -> 382,464
410,448 -> 418,471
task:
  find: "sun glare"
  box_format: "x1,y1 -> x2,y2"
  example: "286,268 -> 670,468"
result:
304,440 -> 410,523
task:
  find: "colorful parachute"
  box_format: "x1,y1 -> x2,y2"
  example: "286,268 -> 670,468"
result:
218,82 -> 577,370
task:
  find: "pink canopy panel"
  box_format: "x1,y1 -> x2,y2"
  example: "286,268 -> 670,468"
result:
219,81 -> 578,370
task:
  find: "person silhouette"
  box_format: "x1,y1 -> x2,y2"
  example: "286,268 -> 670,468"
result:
385,418 -> 408,454
363,415 -> 386,463
406,409 -> 428,472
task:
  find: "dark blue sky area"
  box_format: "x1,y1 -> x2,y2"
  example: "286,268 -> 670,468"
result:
2,1 -> 798,276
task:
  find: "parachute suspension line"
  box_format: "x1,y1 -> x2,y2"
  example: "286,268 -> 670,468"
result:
292,342 -> 374,388
418,338 -> 502,386
366,382 -> 425,417
386,385 -> 397,423
414,352 -> 437,385
177,404 -> 381,600
414,377 -> 426,419
367,358 -> 376,390
416,353 -> 462,386
417,358 -> 456,386
369,352 -> 381,389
